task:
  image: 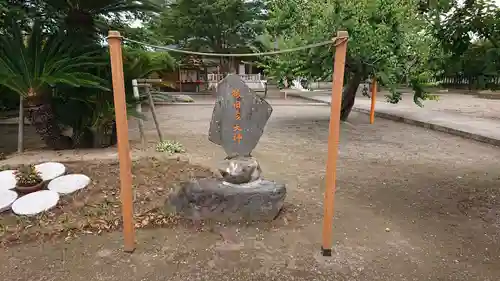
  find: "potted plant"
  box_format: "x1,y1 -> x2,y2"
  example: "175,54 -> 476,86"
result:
14,164 -> 44,194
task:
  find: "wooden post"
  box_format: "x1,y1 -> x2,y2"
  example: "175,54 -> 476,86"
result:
132,79 -> 146,147
145,85 -> 164,142
107,31 -> 136,253
17,96 -> 24,153
321,31 -> 349,257
370,77 -> 377,124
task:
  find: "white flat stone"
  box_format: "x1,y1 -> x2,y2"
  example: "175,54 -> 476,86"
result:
0,170 -> 16,191
48,174 -> 91,195
35,162 -> 66,181
0,190 -> 18,212
11,190 -> 60,216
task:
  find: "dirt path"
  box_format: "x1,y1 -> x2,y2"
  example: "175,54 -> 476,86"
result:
1,98 -> 500,280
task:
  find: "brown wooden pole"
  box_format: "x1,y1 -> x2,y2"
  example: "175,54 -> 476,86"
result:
321,31 -> 349,256
132,79 -> 146,147
107,31 -> 136,253
145,85 -> 164,142
370,77 -> 377,124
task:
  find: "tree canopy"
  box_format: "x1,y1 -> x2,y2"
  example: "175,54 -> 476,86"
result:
149,0 -> 265,71
0,0 -> 176,150
257,0 -> 441,119
152,0 -> 264,52
421,0 -> 500,89
1,0 -> 499,131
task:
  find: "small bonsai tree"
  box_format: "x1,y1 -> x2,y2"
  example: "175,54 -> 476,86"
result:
15,164 -> 43,186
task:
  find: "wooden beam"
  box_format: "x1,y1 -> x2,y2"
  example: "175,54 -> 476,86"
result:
370,77 -> 377,124
136,78 -> 163,83
107,30 -> 136,253
321,30 -> 349,257
132,79 -> 146,147
145,86 -> 164,142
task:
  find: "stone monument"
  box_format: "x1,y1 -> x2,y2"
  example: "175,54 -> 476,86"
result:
166,74 -> 286,222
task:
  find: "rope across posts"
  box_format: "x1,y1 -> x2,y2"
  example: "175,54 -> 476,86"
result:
115,31 -> 349,253
107,31 -> 136,253
321,31 -> 349,257
370,77 -> 377,124
122,37 -> 338,57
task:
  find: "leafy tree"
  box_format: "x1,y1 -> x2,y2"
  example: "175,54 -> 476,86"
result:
0,0 -> 176,150
152,0 -> 265,71
259,0 -> 439,120
1,0 -> 160,43
436,40 -> 500,89
421,0 -> 500,53
50,46 -> 176,148
421,0 -> 500,89
0,20 -> 108,149
123,48 -> 176,81
42,0 -> 159,34
1,1 -> 56,33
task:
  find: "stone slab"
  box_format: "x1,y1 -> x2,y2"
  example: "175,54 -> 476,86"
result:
166,178 -> 286,222
0,170 -> 16,191
209,74 -> 273,158
11,190 -> 60,216
48,174 -> 91,195
35,162 -> 66,181
0,190 -> 18,212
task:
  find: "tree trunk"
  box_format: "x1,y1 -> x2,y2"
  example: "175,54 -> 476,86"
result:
17,96 -> 24,153
24,102 -> 73,150
90,122 -> 115,148
340,72 -> 363,121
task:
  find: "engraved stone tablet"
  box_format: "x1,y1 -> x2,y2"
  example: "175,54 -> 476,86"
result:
208,74 -> 273,158
169,74 -> 286,223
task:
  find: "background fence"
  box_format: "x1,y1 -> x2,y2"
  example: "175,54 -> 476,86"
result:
427,76 -> 500,89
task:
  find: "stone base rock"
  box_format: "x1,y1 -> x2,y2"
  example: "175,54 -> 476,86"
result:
217,157 -> 261,184
166,178 -> 286,222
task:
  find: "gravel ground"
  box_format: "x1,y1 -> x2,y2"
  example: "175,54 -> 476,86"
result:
1,97 -> 499,280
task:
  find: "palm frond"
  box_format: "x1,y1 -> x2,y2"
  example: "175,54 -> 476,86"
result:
0,19 -> 108,98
